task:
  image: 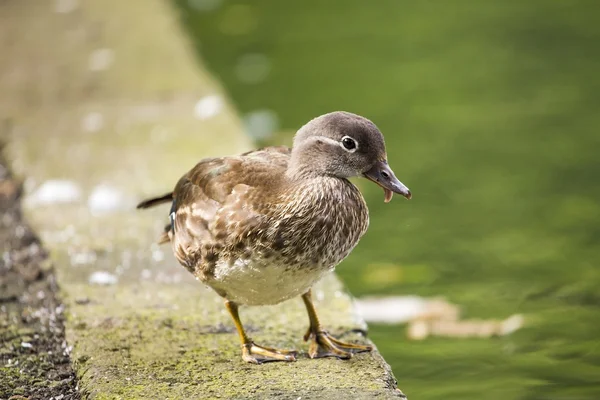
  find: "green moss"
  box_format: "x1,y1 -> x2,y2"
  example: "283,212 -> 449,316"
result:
63,279 -> 401,399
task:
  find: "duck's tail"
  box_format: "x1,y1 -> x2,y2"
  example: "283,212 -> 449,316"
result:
136,192 -> 173,244
136,192 -> 172,209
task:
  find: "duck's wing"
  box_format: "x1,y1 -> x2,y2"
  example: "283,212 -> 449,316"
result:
182,146 -> 290,204
170,146 -> 291,272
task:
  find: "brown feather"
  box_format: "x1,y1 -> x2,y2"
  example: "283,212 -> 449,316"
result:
136,112 -> 400,306
168,144 -> 369,286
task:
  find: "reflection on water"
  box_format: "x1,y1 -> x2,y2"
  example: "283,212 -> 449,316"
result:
175,1 -> 600,398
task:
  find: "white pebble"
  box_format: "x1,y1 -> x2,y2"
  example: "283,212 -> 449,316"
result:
70,250 -> 97,266
26,180 -> 81,206
141,269 -> 152,280
87,185 -> 124,215
194,95 -> 223,120
88,271 -> 118,286
152,248 -> 164,262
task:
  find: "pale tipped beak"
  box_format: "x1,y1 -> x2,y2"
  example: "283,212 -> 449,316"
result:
363,160 -> 411,202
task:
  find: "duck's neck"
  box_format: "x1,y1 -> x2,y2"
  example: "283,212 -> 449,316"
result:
284,163 -> 345,195
273,172 -> 370,269
280,171 -> 366,218
286,153 -> 325,180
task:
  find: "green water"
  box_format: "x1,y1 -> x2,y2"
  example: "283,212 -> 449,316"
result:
174,1 -> 600,398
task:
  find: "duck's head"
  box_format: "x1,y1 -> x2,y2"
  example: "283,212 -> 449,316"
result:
289,111 -> 411,202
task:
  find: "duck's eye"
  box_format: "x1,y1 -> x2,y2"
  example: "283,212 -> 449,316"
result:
341,136 -> 358,152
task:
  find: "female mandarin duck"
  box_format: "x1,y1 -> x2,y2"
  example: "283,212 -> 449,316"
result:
138,111 -> 411,363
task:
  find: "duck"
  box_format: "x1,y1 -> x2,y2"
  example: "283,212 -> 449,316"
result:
137,111 -> 411,363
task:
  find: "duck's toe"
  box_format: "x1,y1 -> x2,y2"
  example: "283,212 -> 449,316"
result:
306,330 -> 372,360
241,342 -> 298,364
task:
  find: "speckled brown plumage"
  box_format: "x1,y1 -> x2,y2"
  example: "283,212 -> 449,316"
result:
138,111 -> 411,363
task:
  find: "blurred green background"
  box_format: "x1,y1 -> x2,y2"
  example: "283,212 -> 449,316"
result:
174,1 -> 600,399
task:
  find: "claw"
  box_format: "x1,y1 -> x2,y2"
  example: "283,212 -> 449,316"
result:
241,342 -> 298,364
306,330 -> 373,360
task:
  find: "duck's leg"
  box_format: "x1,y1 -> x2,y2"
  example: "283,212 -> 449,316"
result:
225,300 -> 297,364
301,289 -> 373,359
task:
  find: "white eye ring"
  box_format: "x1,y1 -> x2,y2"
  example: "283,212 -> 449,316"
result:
340,136 -> 358,153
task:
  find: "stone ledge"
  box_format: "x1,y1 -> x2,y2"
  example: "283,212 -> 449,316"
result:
63,277 -> 403,399
0,0 -> 405,398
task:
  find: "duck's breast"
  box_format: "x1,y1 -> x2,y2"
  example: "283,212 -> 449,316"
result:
267,177 -> 370,270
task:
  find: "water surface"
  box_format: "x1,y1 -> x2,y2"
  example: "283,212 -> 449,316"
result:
175,1 -> 600,398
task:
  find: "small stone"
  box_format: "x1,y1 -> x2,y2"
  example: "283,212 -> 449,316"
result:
15,225 -> 25,238
141,269 -> 152,280
70,250 -> 97,265
26,180 -> 81,206
194,95 -> 224,120
151,248 -> 164,262
87,184 -> 126,215
88,271 -> 118,286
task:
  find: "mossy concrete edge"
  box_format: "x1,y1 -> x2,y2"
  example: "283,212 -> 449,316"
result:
63,277 -> 404,399
0,0 -> 405,398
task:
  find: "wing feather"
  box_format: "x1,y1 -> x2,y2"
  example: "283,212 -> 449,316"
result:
170,146 -> 291,273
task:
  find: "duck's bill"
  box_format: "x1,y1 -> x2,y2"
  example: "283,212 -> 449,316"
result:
363,160 -> 412,202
